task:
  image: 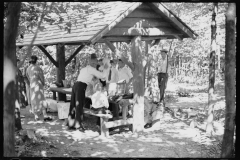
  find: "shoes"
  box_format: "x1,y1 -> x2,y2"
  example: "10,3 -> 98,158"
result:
44,116 -> 53,121
144,123 -> 152,129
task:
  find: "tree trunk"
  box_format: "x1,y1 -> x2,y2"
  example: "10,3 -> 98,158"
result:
131,36 -> 145,133
56,43 -> 66,101
4,2 -> 21,157
221,3 -> 236,158
206,3 -> 218,135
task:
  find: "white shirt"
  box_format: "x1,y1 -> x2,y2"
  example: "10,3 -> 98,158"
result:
118,66 -> 133,83
107,67 -> 119,83
157,58 -> 170,74
77,65 -> 108,85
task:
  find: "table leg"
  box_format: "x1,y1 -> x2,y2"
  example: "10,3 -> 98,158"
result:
122,105 -> 128,120
52,91 -> 56,100
101,117 -> 109,137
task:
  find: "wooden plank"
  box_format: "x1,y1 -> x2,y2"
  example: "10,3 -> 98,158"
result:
127,8 -> 162,18
105,118 -> 133,128
100,36 -> 169,42
56,44 -> 66,101
103,39 -> 116,52
90,2 -> 141,44
17,35 -> 92,46
131,36 -> 145,133
147,3 -> 197,39
83,108 -> 113,119
116,18 -> 170,28
106,27 -> 181,36
23,26 -> 105,41
38,45 -> 58,67
65,45 -> 85,67
49,87 -> 72,95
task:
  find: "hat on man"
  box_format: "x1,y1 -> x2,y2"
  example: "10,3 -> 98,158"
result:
90,53 -> 98,60
29,55 -> 38,63
160,49 -> 168,53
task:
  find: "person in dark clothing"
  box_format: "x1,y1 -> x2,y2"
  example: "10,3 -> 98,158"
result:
67,54 -> 108,132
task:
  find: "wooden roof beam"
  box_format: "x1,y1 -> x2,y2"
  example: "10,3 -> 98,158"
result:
147,3 -> 197,40
90,2 -> 141,44
104,39 -> 134,70
38,45 -> 58,67
65,45 -> 85,67
174,35 -> 183,41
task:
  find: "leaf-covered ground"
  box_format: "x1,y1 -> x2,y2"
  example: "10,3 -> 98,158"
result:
17,79 -> 227,158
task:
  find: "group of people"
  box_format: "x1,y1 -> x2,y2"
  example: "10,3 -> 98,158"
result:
66,54 -> 134,131
66,48 -> 170,131
16,47 -> 170,132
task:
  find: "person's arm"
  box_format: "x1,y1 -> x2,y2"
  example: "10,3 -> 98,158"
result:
90,66 -> 108,79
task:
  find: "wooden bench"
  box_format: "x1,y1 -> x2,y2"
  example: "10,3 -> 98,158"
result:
84,105 -> 133,137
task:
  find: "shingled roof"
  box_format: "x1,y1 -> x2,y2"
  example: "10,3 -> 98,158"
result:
16,2 -> 198,46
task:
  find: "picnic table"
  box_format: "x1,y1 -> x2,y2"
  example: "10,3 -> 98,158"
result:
49,87 -> 72,101
49,86 -> 133,137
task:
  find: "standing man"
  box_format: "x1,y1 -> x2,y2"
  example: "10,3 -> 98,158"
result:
157,49 -> 170,107
67,54 -> 109,132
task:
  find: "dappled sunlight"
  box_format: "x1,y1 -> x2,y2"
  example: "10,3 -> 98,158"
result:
137,136 -> 163,143
27,120 -> 44,124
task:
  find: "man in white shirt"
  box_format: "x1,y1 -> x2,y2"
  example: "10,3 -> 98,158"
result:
157,49 -> 170,106
117,59 -> 133,94
67,53 -> 108,131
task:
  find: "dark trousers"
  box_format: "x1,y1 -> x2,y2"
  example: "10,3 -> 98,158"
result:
67,81 -> 87,128
157,73 -> 168,103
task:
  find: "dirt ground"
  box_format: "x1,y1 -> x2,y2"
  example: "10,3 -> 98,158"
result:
17,79 -> 226,158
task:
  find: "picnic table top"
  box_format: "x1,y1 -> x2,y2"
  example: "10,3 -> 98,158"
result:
49,87 -> 72,94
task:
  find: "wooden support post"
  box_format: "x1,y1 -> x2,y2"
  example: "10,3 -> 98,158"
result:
65,45 -> 85,67
131,36 -> 145,133
56,43 -> 66,101
38,45 -> 58,67
122,105 -> 128,120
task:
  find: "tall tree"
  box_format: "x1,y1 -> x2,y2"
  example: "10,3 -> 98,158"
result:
221,3 -> 236,158
4,2 -> 21,156
205,3 -> 218,135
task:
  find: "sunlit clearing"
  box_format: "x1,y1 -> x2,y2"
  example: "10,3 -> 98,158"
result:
137,136 -> 163,143
45,120 -> 60,125
28,120 -> 44,124
106,144 -> 120,152
124,149 -> 135,153
91,151 -> 109,157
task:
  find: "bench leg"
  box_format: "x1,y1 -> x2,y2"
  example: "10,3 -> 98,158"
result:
52,91 -> 56,100
100,117 -> 109,137
122,105 -> 128,120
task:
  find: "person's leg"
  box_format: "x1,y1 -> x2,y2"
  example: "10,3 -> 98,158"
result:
108,101 -> 119,120
162,74 -> 168,105
158,73 -> 165,103
74,82 -> 87,130
68,83 -> 77,128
